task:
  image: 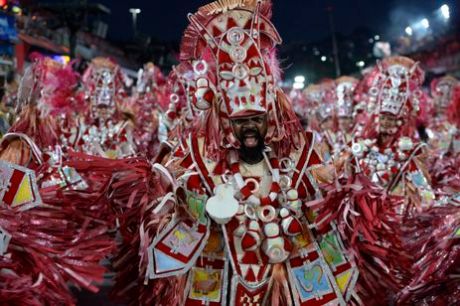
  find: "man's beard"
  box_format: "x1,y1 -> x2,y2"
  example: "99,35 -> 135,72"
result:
238,128 -> 265,163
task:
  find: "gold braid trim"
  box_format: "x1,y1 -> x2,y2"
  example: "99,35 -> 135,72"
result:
200,0 -> 259,15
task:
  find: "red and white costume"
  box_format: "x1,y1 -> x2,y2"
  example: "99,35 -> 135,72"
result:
108,1 -> 358,305
0,57 -> 114,305
63,57 -> 137,159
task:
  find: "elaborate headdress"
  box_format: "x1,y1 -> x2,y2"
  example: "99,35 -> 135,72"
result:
303,84 -> 322,110
315,79 -> 336,123
17,56 -> 80,116
371,56 -> 425,119
11,56 -> 81,148
430,75 -> 458,109
136,62 -> 166,96
164,62 -> 197,128
335,76 -> 358,118
82,57 -> 125,110
181,0 -> 299,151
289,87 -> 308,121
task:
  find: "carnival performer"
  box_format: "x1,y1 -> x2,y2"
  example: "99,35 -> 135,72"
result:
63,57 -> 137,159
107,1 -> 359,305
302,83 -> 322,132
131,62 -> 167,159
348,56 -> 435,206
154,62 -> 199,164
426,76 -> 460,202
0,56 -> 114,305
426,75 -> 459,155
332,76 -> 359,158
289,85 -> 309,129
310,56 -> 450,305
310,79 -> 337,161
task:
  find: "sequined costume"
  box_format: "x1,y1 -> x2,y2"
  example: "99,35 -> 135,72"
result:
63,57 -> 137,159
0,57 -> 114,305
110,1 -> 358,305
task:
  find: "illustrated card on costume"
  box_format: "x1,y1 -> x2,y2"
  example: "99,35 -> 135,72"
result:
186,190 -> 208,224
60,166 -> 89,190
319,230 -> 358,299
287,244 -> 346,306
147,218 -> 210,279
0,161 -> 42,210
184,254 -> 229,306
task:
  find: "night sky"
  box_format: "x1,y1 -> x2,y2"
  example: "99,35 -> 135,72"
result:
36,0 -> 456,43
78,0 -> 455,43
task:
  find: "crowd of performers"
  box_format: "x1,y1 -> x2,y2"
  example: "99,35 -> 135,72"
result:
0,1 -> 459,305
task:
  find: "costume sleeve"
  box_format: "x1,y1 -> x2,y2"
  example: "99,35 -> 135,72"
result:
0,142 -> 116,304
0,138 -> 32,166
308,172 -> 412,303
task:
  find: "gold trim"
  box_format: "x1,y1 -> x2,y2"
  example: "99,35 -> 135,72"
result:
200,0 -> 259,15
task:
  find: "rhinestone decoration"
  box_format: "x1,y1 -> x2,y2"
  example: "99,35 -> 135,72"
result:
227,27 -> 245,45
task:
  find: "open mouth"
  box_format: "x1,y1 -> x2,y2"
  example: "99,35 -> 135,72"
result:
242,131 -> 259,148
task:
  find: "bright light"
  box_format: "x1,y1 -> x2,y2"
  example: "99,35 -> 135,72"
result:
294,76 -> 305,83
321,56 -> 327,62
12,6 -> 21,14
293,82 -> 305,90
52,55 -> 71,65
374,35 -> 380,40
405,26 -> 413,36
421,18 -> 430,29
356,61 -> 365,68
441,4 -> 450,19
129,8 -> 141,14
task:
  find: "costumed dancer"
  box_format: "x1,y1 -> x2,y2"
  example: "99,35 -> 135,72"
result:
333,76 -> 359,158
426,76 -> 460,203
310,56 -> 440,304
109,1 -> 359,305
0,57 -> 114,305
426,75 -> 459,155
302,84 -> 323,133
349,56 -> 434,206
312,79 -> 338,161
132,62 -> 167,159
63,57 -> 137,159
395,78 -> 460,305
352,67 -> 382,139
154,62 -> 199,164
289,85 -> 309,129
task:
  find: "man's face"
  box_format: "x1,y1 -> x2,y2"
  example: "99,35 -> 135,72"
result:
320,118 -> 334,131
379,113 -> 398,135
231,114 -> 268,149
338,117 -> 353,132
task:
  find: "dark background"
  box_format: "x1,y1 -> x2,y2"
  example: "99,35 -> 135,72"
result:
40,0 -> 452,43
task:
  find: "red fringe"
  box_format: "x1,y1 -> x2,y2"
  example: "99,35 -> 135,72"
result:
397,205 -> 460,305
70,155 -> 185,305
310,174 -> 412,304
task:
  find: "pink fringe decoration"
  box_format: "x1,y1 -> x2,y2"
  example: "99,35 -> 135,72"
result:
397,205 -> 460,305
0,159 -> 116,305
309,174 -> 412,304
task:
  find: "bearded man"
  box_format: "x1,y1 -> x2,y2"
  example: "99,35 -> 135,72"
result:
110,1 -> 358,305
